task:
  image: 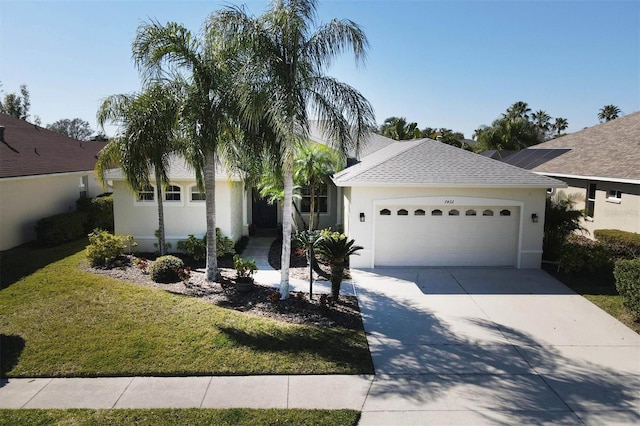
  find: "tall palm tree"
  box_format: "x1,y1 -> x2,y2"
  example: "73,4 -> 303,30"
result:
95,83 -> 182,255
215,0 -> 375,299
552,117 -> 569,136
294,143 -> 341,230
132,19 -> 239,281
504,101 -> 531,121
598,104 -> 621,122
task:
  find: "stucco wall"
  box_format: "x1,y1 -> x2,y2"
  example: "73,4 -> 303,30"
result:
0,171 -> 101,251
112,179 -> 243,252
343,186 -> 547,269
555,178 -> 640,236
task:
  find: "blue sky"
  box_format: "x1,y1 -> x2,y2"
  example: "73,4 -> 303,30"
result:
1,0 -> 638,139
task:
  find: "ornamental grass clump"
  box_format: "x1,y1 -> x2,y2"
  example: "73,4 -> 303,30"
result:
149,255 -> 184,283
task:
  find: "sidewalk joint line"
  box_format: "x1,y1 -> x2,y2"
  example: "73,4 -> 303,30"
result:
21,377 -> 53,408
199,376 -> 213,408
112,376 -> 135,408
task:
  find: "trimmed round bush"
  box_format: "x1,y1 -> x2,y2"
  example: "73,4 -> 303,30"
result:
149,255 -> 184,283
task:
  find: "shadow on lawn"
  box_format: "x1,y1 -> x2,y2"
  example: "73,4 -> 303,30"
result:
0,334 -> 25,380
0,238 -> 88,289
217,325 -> 374,374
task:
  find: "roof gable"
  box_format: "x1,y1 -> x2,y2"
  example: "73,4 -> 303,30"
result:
333,138 -> 565,188
528,111 -> 640,182
0,114 -> 106,179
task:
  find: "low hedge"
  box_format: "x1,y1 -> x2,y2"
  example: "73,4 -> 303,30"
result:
595,229 -> 640,260
35,211 -> 88,246
614,259 -> 640,318
77,193 -> 114,232
559,235 -> 613,276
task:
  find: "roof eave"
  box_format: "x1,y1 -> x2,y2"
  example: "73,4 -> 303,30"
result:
332,180 -> 567,189
533,171 -> 640,185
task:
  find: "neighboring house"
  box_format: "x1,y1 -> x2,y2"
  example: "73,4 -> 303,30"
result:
492,111 -> 640,236
333,138 -> 565,269
108,130 -> 565,269
0,114 -> 106,251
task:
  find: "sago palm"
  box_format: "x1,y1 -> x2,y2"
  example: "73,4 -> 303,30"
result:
315,231 -> 363,300
214,0 -> 375,299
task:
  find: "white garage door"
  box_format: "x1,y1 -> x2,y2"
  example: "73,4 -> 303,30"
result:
374,205 -> 519,267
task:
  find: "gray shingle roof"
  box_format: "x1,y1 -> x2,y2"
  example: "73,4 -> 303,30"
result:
333,138 -> 565,188
307,121 -> 395,159
527,111 -> 640,182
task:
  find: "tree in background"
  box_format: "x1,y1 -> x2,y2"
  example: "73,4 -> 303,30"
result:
96,83 -> 183,256
379,116 -> 420,140
46,118 -> 94,140
503,101 -> 532,120
0,84 -> 31,121
598,104 -> 622,122
552,117 -> 569,136
217,0 -> 375,299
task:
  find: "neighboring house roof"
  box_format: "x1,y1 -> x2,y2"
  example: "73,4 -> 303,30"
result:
0,113 -> 106,179
307,121 -> 396,159
333,138 -> 565,188
104,155 -> 241,181
525,111 -> 640,183
497,149 -> 572,169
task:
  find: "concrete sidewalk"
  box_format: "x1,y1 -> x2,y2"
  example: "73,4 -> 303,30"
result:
0,375 -> 373,410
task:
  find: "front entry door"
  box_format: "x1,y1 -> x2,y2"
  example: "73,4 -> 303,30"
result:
252,190 -> 277,228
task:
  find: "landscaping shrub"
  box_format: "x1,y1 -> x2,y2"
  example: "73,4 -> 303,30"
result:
595,229 -> 640,260
76,193 -> 114,232
149,255 -> 184,283
177,234 -> 206,261
35,211 -> 88,246
216,228 -> 235,257
543,191 -> 586,260
86,229 -> 133,267
234,235 -> 250,254
614,259 -> 640,318
559,235 -> 613,276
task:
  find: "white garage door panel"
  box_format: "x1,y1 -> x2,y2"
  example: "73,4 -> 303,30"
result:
375,205 -> 519,267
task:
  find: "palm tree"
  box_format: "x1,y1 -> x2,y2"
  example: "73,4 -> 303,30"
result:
315,231 -> 363,300
95,83 -> 182,255
215,0 -> 375,299
504,101 -> 531,120
598,104 -> 621,122
132,19 -> 240,281
380,117 -> 420,140
552,117 -> 569,136
294,143 -> 341,230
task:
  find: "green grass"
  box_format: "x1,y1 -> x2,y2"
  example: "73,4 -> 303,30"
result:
0,241 -> 373,377
0,408 -> 360,426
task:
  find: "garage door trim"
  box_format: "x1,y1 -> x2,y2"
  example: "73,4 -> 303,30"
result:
371,196 -> 524,268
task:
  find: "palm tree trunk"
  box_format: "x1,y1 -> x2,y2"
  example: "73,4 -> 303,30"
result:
155,167 -> 166,256
204,151 -> 218,281
279,153 -> 294,300
330,262 -> 343,300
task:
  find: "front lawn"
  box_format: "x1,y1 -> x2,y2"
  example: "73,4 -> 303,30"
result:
0,408 -> 360,426
0,241 -> 373,377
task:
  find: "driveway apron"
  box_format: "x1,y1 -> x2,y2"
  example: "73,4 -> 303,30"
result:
353,267 -> 640,425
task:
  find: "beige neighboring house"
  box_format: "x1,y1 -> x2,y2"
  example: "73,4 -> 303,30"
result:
495,111 -> 640,236
0,114 -> 106,251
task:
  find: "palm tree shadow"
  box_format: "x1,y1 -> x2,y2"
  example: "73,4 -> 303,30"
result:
355,280 -> 640,424
0,334 -> 25,381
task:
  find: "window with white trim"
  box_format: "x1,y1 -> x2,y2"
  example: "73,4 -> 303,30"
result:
607,190 -> 622,202
137,184 -> 154,202
165,185 -> 181,201
586,183 -> 596,217
190,186 -> 206,201
301,184 -> 328,213
483,209 -> 494,216
397,209 -> 408,216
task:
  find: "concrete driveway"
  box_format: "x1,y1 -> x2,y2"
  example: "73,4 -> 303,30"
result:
352,268 -> 640,425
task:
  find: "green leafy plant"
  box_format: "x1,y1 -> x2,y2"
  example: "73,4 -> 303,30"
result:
595,229 -> 640,260
233,255 -> 257,279
559,235 -> 613,276
35,211 -> 88,246
315,230 -> 363,300
543,191 -> 587,260
216,228 -> 235,257
149,255 -> 184,283
86,229 -> 134,267
614,259 -> 640,318
153,229 -> 172,253
177,234 -> 207,261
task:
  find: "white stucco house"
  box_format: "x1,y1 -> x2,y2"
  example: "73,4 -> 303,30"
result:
491,111 -> 640,236
107,129 -> 565,269
0,114 -> 106,251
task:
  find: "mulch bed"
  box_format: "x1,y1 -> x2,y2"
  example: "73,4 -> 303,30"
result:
86,251 -> 363,330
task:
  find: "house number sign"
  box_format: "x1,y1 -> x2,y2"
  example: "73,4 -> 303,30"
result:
444,200 -> 455,204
